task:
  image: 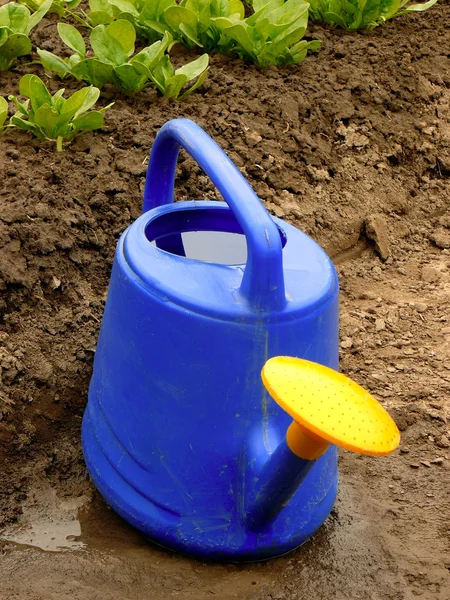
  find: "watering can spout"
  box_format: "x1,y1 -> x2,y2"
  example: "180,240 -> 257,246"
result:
245,357 -> 400,531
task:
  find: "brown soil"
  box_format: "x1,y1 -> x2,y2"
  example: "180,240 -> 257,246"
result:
1,3 -> 450,599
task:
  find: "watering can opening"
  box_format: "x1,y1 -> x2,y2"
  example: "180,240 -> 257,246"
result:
145,205 -> 287,266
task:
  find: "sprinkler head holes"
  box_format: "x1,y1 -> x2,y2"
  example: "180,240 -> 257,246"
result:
262,357 -> 400,458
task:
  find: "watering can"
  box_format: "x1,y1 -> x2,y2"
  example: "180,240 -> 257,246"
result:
82,118 -> 399,560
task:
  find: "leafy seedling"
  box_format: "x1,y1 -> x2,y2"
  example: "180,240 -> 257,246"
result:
38,21 -> 209,97
164,0 -> 245,50
0,0 -> 52,71
219,0 -> 321,66
8,74 -> 113,151
307,0 -> 438,30
146,53 -> 209,98
85,0 -> 177,42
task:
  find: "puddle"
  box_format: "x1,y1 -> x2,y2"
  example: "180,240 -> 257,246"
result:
1,483 -> 87,552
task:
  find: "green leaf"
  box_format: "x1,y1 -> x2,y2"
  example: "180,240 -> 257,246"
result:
61,86 -> 100,119
26,75 -> 53,112
178,22 -> 202,47
18,73 -> 36,98
0,96 -> 8,128
398,0 -> 438,14
220,22 -> 254,57
322,10 -> 348,27
0,33 -> 32,70
175,52 -> 209,80
27,0 -> 53,32
114,63 -> 151,92
252,0 -> 275,11
89,0 -> 112,11
67,0 -> 83,9
0,28 -> 8,47
149,54 -> 174,93
72,109 -> 105,132
88,10 -> 114,25
10,113 -> 40,136
71,58 -> 114,87
106,19 -> 136,56
33,104 -> 62,138
52,88 -> 66,112
108,0 -> 140,17
90,22 -> 129,65
140,0 -> 177,21
308,0 -> 437,28
58,23 -> 86,56
162,73 -> 187,98
131,32 -> 172,71
180,64 -> 209,98
229,0 -> 245,18
8,95 -> 30,116
165,6 -> 201,46
0,3 -> 30,34
67,53 -> 82,69
37,48 -> 71,78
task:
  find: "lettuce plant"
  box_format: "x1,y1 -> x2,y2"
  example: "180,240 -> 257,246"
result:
85,0 -> 177,41
307,0 -> 438,30
8,74 -> 113,151
81,0 -> 319,66
38,21 -> 209,97
219,0 -> 320,66
0,0 -> 52,71
164,0 -> 245,50
149,53 -> 209,98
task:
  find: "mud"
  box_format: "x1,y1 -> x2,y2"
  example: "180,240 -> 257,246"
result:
1,2 -> 450,599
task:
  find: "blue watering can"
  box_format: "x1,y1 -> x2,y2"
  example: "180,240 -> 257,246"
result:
82,118 -> 341,560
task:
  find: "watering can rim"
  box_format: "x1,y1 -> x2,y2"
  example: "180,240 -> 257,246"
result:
120,200 -> 339,322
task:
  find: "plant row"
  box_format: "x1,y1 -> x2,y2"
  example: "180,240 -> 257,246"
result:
0,0 -> 440,150
2,0 -> 439,76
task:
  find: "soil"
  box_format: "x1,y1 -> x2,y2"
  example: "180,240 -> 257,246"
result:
1,2 -> 450,599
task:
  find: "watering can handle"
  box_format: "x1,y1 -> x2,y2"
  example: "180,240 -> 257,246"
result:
143,118 -> 286,312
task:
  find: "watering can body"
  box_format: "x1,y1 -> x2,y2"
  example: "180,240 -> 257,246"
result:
82,119 -> 339,560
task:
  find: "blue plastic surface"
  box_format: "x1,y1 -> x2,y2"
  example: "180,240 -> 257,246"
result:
82,118 -> 340,561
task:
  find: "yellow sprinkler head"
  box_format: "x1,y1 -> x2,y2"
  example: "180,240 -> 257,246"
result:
262,357 -> 400,457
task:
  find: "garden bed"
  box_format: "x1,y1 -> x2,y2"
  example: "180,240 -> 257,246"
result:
0,2 -> 450,599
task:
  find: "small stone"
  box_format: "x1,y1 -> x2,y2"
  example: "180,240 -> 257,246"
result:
420,460 -> 431,468
431,457 -> 444,465
307,166 -> 331,182
437,435 -> 450,449
431,228 -> 450,249
50,276 -> 61,290
245,131 -> 262,147
410,463 -> 420,469
415,302 -> 427,313
340,337 -> 353,349
365,214 -> 390,260
375,318 -> 386,332
421,266 -> 441,283
6,149 -> 20,160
